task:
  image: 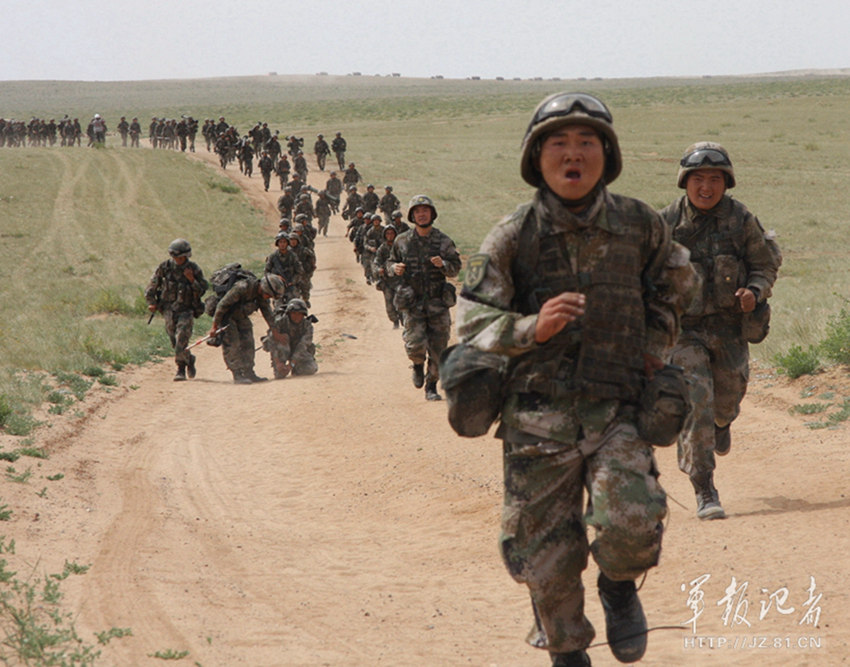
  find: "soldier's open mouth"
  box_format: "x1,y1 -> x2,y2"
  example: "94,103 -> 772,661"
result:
566,169 -> 581,180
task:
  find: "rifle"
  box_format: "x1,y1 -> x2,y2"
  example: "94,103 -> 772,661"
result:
187,324 -> 229,350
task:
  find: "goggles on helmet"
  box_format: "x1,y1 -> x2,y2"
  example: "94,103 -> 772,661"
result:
679,148 -> 731,169
525,93 -> 613,136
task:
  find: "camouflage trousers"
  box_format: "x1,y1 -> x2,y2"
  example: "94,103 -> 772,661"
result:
669,320 -> 749,478
163,309 -> 195,366
500,421 -> 666,653
379,284 -> 400,326
220,316 -> 256,376
401,301 -> 451,382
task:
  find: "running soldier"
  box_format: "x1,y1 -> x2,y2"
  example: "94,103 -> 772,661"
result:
455,92 -> 698,666
315,190 -> 334,237
144,239 -> 208,381
342,162 -> 362,189
332,131 -> 347,169
390,195 -> 462,401
263,298 -> 318,379
362,184 -> 379,213
288,231 -> 315,306
341,185 -> 363,221
660,141 -> 781,521
277,154 -> 291,190
379,185 -> 401,221
258,151 -> 275,191
294,151 -> 309,181
314,134 -> 331,171
374,225 -> 402,328
325,171 -> 343,213
265,231 -> 304,305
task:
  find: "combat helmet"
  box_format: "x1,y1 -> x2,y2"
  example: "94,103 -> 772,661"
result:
407,194 -> 437,222
274,230 -> 289,244
285,298 -> 309,315
168,238 -> 192,258
260,274 -> 285,298
677,141 -> 736,189
383,225 -> 398,241
520,92 -> 621,188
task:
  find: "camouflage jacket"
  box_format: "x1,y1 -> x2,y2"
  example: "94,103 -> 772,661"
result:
457,187 -> 697,442
145,259 -> 208,313
264,249 -> 304,287
362,191 -> 379,213
659,194 -> 781,320
374,241 -> 401,289
379,193 -> 401,216
271,307 -> 315,360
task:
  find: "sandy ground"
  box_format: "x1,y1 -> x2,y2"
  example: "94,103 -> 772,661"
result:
2,146 -> 848,667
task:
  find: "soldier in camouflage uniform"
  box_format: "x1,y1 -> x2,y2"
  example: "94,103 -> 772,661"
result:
390,195 -> 462,401
209,273 -> 283,384
314,134 -> 331,171
145,239 -> 208,381
362,183 -> 380,213
342,162 -> 362,189
258,151 -> 275,191
659,142 -> 781,521
379,185 -> 401,221
374,225 -> 402,328
456,93 -> 698,666
325,171 -> 343,213
315,190 -> 334,237
263,298 -> 318,378
341,185 -> 364,221
331,131 -> 347,170
264,231 -> 305,305
288,231 -> 315,306
360,213 -> 384,284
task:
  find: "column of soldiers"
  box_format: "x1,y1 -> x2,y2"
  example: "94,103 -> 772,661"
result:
0,116 -> 85,147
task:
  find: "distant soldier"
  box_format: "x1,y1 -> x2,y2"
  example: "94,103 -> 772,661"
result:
362,184 -> 379,213
258,151 -> 275,191
264,298 -> 318,379
374,225 -> 402,328
314,133 -> 331,171
331,131 -> 347,169
277,187 -> 295,219
239,138 -> 254,176
325,171 -> 343,213
187,116 -> 198,152
379,185 -> 401,221
277,153 -> 291,189
129,117 -> 142,148
144,239 -> 208,382
117,116 -> 129,146
294,151 -> 309,181
360,213 -> 385,284
342,162 -> 362,189
176,118 -> 189,151
267,132 -> 282,162
341,185 -> 363,221
208,272 -> 284,384
149,117 -> 159,147
89,114 -> 107,145
389,195 -> 462,400
315,190 -> 334,237
287,135 -> 304,157
265,231 -> 305,305
288,230 -> 316,306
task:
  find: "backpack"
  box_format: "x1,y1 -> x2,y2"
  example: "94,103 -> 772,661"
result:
203,263 -> 257,316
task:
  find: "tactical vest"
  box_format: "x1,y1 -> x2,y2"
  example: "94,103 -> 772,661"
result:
399,230 -> 449,301
158,260 -> 200,311
509,201 -> 653,402
661,197 -> 748,315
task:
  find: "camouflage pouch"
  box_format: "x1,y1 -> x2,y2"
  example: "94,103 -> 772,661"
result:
439,343 -> 506,438
742,300 -> 771,344
713,255 -> 741,309
637,364 -> 691,447
393,285 -> 415,311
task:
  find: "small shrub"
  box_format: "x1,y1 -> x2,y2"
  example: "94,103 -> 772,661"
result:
820,308 -> 850,364
3,412 -> 41,437
789,402 -> 830,415
0,395 -> 11,428
773,344 -> 821,379
88,289 -> 135,316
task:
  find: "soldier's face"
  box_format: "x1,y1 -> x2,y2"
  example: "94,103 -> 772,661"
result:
289,311 -> 304,323
686,169 -> 726,211
411,205 -> 433,226
173,255 -> 187,265
537,125 -> 605,203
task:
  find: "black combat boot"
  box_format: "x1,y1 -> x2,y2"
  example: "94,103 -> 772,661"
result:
233,371 -> 252,385
714,423 -> 731,456
173,363 -> 187,382
550,649 -> 592,666
411,363 -> 425,388
186,354 -> 196,379
424,381 -> 442,401
691,472 -> 726,520
598,572 -> 647,663
247,370 -> 268,383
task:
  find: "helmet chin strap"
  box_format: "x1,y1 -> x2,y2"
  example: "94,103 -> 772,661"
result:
545,180 -> 604,210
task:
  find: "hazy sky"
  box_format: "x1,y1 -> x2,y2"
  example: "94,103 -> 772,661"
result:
3,0 -> 849,82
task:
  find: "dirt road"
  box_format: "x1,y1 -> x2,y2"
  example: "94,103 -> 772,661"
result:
3,148 -> 848,666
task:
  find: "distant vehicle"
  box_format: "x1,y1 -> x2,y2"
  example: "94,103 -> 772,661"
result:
392,73 -> 401,77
